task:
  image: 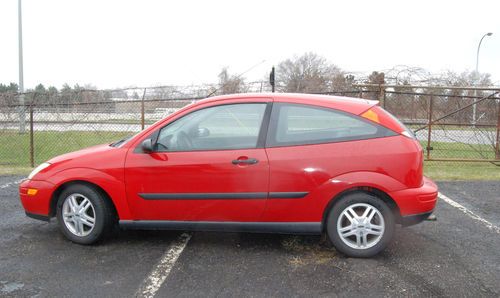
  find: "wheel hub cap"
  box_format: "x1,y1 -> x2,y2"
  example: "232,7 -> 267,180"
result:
62,194 -> 96,237
337,203 -> 385,250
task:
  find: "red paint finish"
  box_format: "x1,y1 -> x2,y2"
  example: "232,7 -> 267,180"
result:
19,93 -> 437,227
124,149 -> 269,221
262,135 -> 425,222
388,177 -> 438,215
19,179 -> 54,216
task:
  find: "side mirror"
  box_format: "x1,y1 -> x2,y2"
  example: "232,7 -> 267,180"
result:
197,127 -> 210,137
141,139 -> 154,153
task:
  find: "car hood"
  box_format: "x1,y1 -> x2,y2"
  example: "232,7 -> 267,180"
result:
48,144 -> 114,164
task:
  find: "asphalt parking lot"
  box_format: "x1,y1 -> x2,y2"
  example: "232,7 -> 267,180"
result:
1,176 -> 499,297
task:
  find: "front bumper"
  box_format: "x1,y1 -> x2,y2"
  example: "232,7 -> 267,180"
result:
19,179 -> 55,220
389,176 -> 438,220
25,211 -> 51,222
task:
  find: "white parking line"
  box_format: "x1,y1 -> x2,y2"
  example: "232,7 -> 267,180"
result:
438,192 -> 500,235
0,179 -> 25,189
136,233 -> 192,298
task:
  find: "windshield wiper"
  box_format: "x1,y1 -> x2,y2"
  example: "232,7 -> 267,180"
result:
110,137 -> 129,147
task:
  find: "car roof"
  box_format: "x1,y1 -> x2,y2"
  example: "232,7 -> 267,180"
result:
195,93 -> 378,115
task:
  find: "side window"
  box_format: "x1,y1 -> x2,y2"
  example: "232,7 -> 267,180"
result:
156,103 -> 267,151
267,103 -> 394,147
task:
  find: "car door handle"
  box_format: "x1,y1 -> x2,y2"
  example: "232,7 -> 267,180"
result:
232,158 -> 259,165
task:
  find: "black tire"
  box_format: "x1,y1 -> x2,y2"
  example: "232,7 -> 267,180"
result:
326,192 -> 395,258
56,184 -> 115,245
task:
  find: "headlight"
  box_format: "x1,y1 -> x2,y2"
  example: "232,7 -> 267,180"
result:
28,162 -> 51,179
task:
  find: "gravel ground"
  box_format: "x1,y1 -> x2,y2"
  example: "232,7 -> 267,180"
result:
0,176 -> 499,297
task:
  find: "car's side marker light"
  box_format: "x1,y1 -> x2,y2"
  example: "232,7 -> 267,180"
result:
27,188 -> 38,196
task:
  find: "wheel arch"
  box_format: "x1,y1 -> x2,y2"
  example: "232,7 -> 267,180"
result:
49,180 -> 118,219
321,186 -> 402,232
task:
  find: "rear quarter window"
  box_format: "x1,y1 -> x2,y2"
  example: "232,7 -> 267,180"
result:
267,103 -> 396,147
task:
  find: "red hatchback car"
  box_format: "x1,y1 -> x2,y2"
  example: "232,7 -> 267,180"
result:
20,93 -> 437,257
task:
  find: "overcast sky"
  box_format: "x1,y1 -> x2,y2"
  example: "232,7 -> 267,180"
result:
0,0 -> 499,89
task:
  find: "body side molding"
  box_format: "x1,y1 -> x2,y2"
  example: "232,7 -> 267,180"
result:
268,192 -> 308,198
120,220 -> 321,234
139,192 -> 309,200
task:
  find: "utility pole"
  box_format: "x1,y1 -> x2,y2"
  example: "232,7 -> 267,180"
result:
18,0 -> 26,133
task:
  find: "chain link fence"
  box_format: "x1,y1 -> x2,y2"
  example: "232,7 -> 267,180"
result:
377,85 -> 500,162
1,83 -> 499,168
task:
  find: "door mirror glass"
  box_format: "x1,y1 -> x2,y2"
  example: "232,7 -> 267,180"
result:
141,139 -> 154,153
197,127 -> 210,138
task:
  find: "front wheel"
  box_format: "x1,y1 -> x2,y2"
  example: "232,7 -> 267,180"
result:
326,193 -> 395,258
56,184 -> 115,244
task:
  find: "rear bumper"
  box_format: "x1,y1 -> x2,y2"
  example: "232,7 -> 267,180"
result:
19,179 -> 55,220
389,176 -> 438,218
400,211 -> 433,227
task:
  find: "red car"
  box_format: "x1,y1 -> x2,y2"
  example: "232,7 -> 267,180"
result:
19,93 -> 437,257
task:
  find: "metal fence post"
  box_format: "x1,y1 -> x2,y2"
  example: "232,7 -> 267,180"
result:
426,95 -> 434,160
378,85 -> 386,108
29,102 -> 34,167
141,88 -> 146,130
382,89 -> 387,109
495,98 -> 500,160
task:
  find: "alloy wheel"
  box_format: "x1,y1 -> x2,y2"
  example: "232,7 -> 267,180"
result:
337,203 -> 385,249
62,193 -> 96,237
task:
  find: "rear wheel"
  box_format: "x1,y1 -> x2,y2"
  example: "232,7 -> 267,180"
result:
56,184 -> 115,244
326,192 -> 395,258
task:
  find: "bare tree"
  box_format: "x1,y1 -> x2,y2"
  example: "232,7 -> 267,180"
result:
382,66 -> 431,85
276,52 -> 352,93
367,71 -> 386,85
432,70 -> 492,87
217,67 -> 246,95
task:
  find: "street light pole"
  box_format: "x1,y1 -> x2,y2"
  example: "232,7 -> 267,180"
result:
18,0 -> 26,133
473,32 -> 493,125
476,33 -> 493,73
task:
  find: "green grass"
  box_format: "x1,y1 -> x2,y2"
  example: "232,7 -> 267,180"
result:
0,130 -> 498,180
418,141 -> 500,180
424,162 -> 500,180
420,140 -> 496,160
0,166 -> 32,176
0,130 -> 131,168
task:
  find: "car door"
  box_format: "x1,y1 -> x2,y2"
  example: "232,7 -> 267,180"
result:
124,100 -> 271,221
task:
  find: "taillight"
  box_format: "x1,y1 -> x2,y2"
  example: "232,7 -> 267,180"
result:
360,109 -> 380,123
361,106 -> 415,139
